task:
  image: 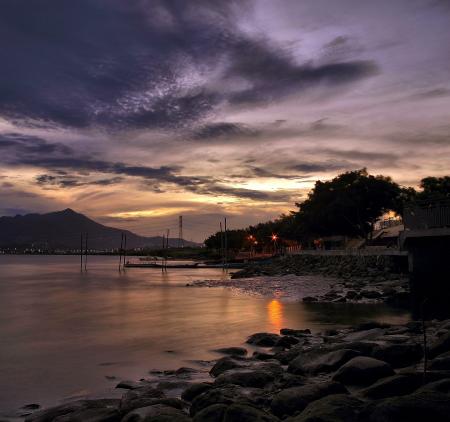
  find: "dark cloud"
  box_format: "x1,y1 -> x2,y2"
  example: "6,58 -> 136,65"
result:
409,88 -> 450,100
192,122 -> 258,140
288,161 -> 351,173
35,174 -> 124,188
0,0 -> 377,130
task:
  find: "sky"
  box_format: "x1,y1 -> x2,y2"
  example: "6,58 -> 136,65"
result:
0,0 -> 449,241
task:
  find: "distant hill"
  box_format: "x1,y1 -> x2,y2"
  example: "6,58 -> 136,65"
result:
0,209 -> 199,250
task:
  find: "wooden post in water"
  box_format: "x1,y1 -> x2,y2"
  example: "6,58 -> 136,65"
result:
166,229 -> 170,271
220,222 -> 224,270
161,234 -> 165,272
224,217 -> 228,269
80,233 -> 84,271
84,233 -> 88,271
118,233 -> 124,271
123,234 -> 127,270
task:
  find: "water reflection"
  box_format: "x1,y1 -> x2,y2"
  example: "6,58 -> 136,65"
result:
267,299 -> 283,331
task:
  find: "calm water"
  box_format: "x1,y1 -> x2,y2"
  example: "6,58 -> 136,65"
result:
0,255 -> 410,415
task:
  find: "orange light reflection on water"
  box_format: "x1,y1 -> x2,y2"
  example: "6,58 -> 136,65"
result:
267,299 -> 283,331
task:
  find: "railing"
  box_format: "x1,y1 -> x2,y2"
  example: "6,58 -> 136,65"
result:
403,201 -> 450,230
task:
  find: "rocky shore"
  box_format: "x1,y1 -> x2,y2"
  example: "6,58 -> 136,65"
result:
21,318 -> 450,421
231,255 -> 410,306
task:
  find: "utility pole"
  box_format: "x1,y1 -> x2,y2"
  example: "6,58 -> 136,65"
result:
178,216 -> 184,248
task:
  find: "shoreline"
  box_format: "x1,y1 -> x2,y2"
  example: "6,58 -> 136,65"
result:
20,317 -> 450,421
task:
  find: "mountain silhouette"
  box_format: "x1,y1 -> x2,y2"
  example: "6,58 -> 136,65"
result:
0,209 -> 198,250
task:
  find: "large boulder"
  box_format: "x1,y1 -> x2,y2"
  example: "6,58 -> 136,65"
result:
288,349 -> 360,375
210,357 -> 243,377
417,378 -> 450,394
428,331 -> 450,359
214,347 -> 248,357
192,404 -> 227,421
224,404 -> 279,421
371,343 -> 423,367
121,404 -> 190,422
25,399 -> 120,422
359,374 -> 422,399
430,351 -> 450,370
247,333 -> 281,347
215,369 -> 276,388
287,394 -> 363,422
280,328 -> 311,337
270,381 -> 347,418
364,391 -> 450,422
181,383 -> 213,402
120,387 -> 166,414
332,356 -> 394,386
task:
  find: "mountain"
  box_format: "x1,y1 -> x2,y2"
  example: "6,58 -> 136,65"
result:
0,209 -> 199,250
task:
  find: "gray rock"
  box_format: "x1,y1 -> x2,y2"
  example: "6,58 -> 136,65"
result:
344,328 -> 385,342
288,349 -> 360,375
214,347 -> 247,357
371,343 -> 423,367
192,404 -> 227,422
364,391 -> 450,422
224,403 -> 279,421
181,383 -> 213,402
214,369 -> 275,388
359,374 -> 422,399
274,336 -> 299,349
417,378 -> 450,394
287,394 -> 362,422
253,351 -> 275,361
210,357 -> 242,377
247,333 -> 281,347
280,329 -> 311,337
120,398 -> 185,415
429,331 -> 450,358
121,404 -> 189,422
120,387 -> 166,414
332,356 -> 394,385
270,381 -> 347,418
430,351 -> 450,370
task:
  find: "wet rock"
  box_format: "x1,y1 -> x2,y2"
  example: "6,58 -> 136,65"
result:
214,347 -> 248,357
22,404 -> 41,410
288,394 -> 363,422
156,380 -> 190,391
116,380 -> 145,390
328,341 -> 379,356
359,374 -> 422,399
288,349 -> 360,375
215,369 -> 275,388
429,331 -> 450,359
247,333 -> 281,347
51,407 -> 120,421
120,387 -> 166,414
363,391 -> 450,422
270,381 -> 347,418
121,397 -> 186,415
371,343 -> 423,367
192,404 -> 227,421
121,404 -> 190,422
355,321 -> 390,331
345,290 -> 358,300
302,296 -> 318,303
274,336 -> 299,349
224,403 -> 279,421
181,383 -> 213,402
344,328 -> 385,342
175,367 -> 199,376
25,399 -> 121,422
280,328 -> 311,337
210,357 -> 242,377
332,356 -> 394,386
360,290 -> 382,299
253,351 -> 275,361
417,378 -> 450,394
189,385 -> 261,416
430,351 -> 450,370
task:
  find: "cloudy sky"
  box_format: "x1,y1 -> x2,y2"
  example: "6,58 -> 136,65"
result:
0,0 -> 449,241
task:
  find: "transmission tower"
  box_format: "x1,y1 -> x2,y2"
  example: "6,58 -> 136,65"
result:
178,215 -> 184,248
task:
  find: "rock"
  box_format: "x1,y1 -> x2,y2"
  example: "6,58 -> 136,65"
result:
224,403 -> 279,421
192,404 -> 227,421
288,349 -> 360,375
189,385 -> 259,416
332,356 -> 395,386
121,397 -> 186,415
156,380 -> 190,391
274,336 -> 299,349
51,407 -> 120,421
247,333 -> 281,347
22,404 -> 41,410
116,380 -> 145,390
214,347 -> 248,357
345,290 -> 358,300
288,394 -> 362,422
253,351 -> 275,361
430,351 -> 450,370
360,290 -> 382,299
355,321 -> 390,331
371,343 -> 423,367
359,374 -> 422,399
181,383 -> 213,402
328,341 -> 379,356
210,357 -> 242,377
417,378 -> 450,394
280,329 -> 311,337
302,296 -> 318,303
121,404 -> 189,422
175,367 -> 199,376
429,332 -> 450,359
270,381 -> 347,418
344,328 -> 385,342
25,399 -> 121,422
120,387 -> 166,414
214,369 -> 275,388
364,391 -> 450,422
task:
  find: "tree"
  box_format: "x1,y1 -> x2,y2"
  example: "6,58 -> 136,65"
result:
416,176 -> 450,202
294,169 -> 402,239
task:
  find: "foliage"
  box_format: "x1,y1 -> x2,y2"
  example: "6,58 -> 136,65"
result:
294,169 -> 402,239
416,176 -> 450,202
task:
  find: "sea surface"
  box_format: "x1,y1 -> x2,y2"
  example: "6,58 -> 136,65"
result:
0,255 -> 410,416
